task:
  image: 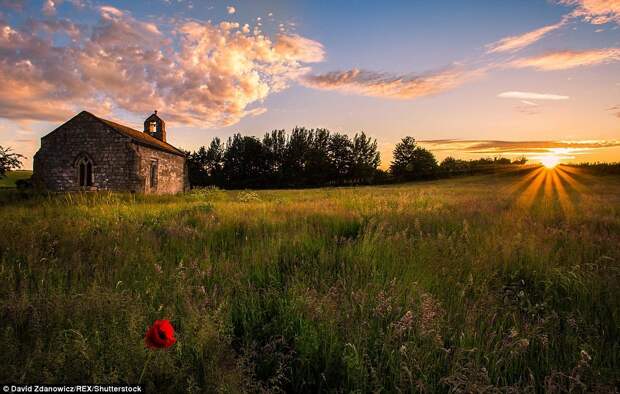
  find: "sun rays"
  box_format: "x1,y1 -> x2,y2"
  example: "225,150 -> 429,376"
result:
506,164 -> 588,214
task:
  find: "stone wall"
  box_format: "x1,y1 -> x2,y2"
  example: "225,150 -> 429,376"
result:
134,144 -> 188,194
32,112 -> 187,194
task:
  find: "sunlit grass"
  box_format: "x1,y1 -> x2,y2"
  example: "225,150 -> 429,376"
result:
0,170 -> 619,392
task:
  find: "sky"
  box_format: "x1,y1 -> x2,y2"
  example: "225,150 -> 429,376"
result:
1,0 -> 619,169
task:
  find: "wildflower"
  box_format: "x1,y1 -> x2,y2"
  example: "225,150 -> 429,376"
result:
374,291 -> 392,318
394,310 -> 414,337
145,319 -> 177,349
140,319 -> 177,384
154,264 -> 162,274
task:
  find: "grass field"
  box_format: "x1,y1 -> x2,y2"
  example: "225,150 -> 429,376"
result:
0,170 -> 32,188
1,166 -> 618,392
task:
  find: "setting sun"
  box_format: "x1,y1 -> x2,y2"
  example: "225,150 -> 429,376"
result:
540,156 -> 560,169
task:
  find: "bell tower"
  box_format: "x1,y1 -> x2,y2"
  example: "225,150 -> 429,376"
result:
143,110 -> 166,142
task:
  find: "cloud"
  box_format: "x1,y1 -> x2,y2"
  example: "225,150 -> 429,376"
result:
498,91 -> 570,100
301,67 -> 485,100
607,105 -> 620,117
0,7 -> 325,127
509,48 -> 620,70
0,0 -> 24,11
227,6 -> 235,14
559,0 -> 620,25
486,19 -> 566,53
42,0 -> 57,15
419,139 -> 620,156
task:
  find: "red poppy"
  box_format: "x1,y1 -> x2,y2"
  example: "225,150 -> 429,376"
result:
144,319 -> 177,349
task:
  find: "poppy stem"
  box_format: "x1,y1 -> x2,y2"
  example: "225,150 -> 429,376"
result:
138,352 -> 153,385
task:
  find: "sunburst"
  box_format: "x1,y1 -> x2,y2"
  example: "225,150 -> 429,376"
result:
540,155 -> 560,169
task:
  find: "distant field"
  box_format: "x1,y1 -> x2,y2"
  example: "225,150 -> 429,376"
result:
0,170 -> 32,188
0,166 -> 618,392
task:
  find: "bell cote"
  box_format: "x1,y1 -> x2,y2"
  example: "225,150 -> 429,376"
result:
143,110 -> 166,142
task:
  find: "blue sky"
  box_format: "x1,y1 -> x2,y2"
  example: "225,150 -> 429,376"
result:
1,0 -> 619,168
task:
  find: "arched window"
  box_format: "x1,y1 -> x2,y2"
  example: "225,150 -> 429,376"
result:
149,121 -> 157,133
75,155 -> 94,187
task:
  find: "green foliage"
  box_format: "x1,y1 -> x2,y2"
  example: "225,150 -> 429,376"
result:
0,145 -> 24,178
187,127 -> 382,188
390,136 -> 438,179
1,172 -> 619,392
0,170 -> 32,188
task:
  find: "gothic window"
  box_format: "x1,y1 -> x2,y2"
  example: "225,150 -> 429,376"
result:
76,155 -> 94,187
150,161 -> 158,188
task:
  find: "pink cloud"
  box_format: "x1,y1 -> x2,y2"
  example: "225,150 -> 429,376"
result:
0,7 -> 325,127
509,48 -> 620,70
486,19 -> 566,53
560,0 -> 620,24
301,67 -> 485,100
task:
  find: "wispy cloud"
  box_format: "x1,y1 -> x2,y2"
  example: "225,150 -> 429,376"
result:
486,19 -> 566,53
607,105 -> 620,117
301,67 -> 485,100
498,91 -> 570,100
508,48 -> 620,70
419,139 -> 620,157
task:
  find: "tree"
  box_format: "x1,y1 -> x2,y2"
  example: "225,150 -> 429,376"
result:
187,146 -> 209,186
351,132 -> 380,183
440,156 -> 469,175
263,130 -> 287,183
222,134 -> 269,187
205,137 -> 225,184
390,137 -> 438,179
0,146 -> 24,178
327,133 -> 353,182
283,127 -> 313,185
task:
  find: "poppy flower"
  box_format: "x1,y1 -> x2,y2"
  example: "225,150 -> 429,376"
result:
144,319 -> 176,349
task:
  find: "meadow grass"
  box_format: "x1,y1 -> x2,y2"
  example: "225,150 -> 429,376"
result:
0,170 -> 32,188
1,166 -> 619,392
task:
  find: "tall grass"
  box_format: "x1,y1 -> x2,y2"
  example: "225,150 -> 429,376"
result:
1,169 -> 619,392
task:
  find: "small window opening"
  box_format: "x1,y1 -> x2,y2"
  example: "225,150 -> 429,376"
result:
149,121 -> 157,133
150,161 -> 158,188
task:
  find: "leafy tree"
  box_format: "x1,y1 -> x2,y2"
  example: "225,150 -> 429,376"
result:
493,157 -> 511,165
307,129 -> 332,185
0,146 -> 24,178
206,137 -> 225,184
351,132 -> 380,182
223,134 -> 269,187
327,133 -> 354,181
187,146 -> 209,186
283,127 -> 313,185
390,137 -> 438,179
262,130 -> 287,181
440,156 -> 469,174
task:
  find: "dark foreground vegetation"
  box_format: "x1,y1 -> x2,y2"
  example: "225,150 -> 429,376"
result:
1,167 -> 619,392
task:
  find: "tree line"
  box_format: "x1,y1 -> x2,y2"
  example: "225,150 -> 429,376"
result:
186,128 -> 381,188
186,129 -> 529,188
